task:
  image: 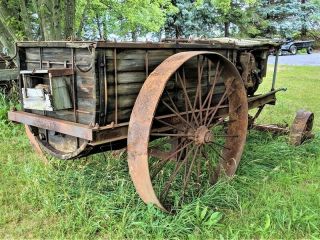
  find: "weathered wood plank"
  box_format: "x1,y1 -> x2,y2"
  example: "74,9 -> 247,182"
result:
0,69 -> 19,80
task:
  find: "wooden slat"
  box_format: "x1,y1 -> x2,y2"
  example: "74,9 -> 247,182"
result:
0,69 -> 19,81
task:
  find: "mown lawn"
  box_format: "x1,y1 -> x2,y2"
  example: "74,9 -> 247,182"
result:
0,65 -> 319,239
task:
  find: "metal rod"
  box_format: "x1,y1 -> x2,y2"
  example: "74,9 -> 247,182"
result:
25,60 -> 72,66
71,48 -> 79,148
114,48 -> 118,124
22,74 -> 27,98
39,47 -> 49,142
103,51 -> 108,125
71,48 -> 77,123
272,49 -> 279,91
145,50 -> 149,78
39,47 -> 43,69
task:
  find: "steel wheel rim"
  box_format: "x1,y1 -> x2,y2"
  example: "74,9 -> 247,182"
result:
127,52 -> 248,211
25,125 -> 89,160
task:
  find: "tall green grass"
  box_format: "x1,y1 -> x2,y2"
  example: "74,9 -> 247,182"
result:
0,65 -> 319,239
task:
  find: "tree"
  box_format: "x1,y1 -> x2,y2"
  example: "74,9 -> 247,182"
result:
163,0 -> 219,39
209,0 -> 257,37
299,0 -> 320,38
0,0 -> 176,55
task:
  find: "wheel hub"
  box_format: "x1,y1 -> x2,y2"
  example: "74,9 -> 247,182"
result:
194,126 -> 212,145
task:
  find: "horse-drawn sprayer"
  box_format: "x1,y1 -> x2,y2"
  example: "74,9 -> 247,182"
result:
8,38 -> 314,212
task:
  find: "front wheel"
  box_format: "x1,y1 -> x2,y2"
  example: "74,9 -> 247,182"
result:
127,52 -> 248,211
307,47 -> 313,54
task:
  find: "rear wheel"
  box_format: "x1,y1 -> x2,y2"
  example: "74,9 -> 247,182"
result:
127,52 -> 248,211
307,47 -> 313,54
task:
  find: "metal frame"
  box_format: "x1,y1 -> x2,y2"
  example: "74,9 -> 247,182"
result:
9,88 -> 282,144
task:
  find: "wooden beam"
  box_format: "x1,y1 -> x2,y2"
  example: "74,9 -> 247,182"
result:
8,111 -> 94,140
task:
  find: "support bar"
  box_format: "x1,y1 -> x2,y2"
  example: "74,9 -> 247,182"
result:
8,111 -> 94,140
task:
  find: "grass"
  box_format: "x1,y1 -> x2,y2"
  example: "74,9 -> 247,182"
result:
0,65 -> 319,239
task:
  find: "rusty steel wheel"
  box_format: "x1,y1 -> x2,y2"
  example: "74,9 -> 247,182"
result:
127,51 -> 248,211
24,124 -> 89,160
25,125 -> 44,156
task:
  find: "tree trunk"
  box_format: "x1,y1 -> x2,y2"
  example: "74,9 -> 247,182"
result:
96,14 -> 103,40
64,0 -> 75,39
19,0 -> 33,40
0,5 -> 18,56
300,0 -> 307,38
103,17 -> 108,40
131,31 -> 138,42
31,0 -> 45,40
76,2 -> 90,39
38,0 -> 53,40
0,19 -> 16,56
224,22 -> 230,37
52,0 -> 62,40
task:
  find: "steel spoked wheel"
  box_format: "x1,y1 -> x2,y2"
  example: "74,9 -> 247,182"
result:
128,52 -> 248,212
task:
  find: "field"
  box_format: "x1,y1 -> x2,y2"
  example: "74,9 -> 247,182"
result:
0,65 -> 319,239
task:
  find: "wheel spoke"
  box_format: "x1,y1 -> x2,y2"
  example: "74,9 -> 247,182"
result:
154,118 -> 185,132
150,132 -> 191,137
182,145 -> 200,197
149,135 -> 178,150
164,89 -> 179,113
177,70 -> 199,127
201,148 -> 215,184
160,144 -> 196,201
209,145 -> 227,162
161,100 -> 194,129
180,71 -> 190,124
195,56 -> 206,124
205,91 -> 228,126
210,141 -> 231,150
215,134 -> 239,138
197,64 -> 223,124
211,116 -> 227,129
151,140 -> 193,180
206,81 -> 235,127
196,146 -> 202,190
203,64 -> 224,125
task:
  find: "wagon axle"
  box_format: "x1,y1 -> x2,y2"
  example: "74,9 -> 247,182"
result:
193,125 -> 212,145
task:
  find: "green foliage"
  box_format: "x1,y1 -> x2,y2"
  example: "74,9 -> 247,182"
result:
0,0 -> 176,53
164,0 -> 218,38
254,0 -> 320,38
113,0 -> 177,40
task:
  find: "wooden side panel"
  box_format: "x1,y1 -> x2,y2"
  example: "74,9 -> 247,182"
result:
22,47 -> 97,125
103,48 -> 228,124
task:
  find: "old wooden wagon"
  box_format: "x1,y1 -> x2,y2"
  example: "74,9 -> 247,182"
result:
9,38 -> 289,211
